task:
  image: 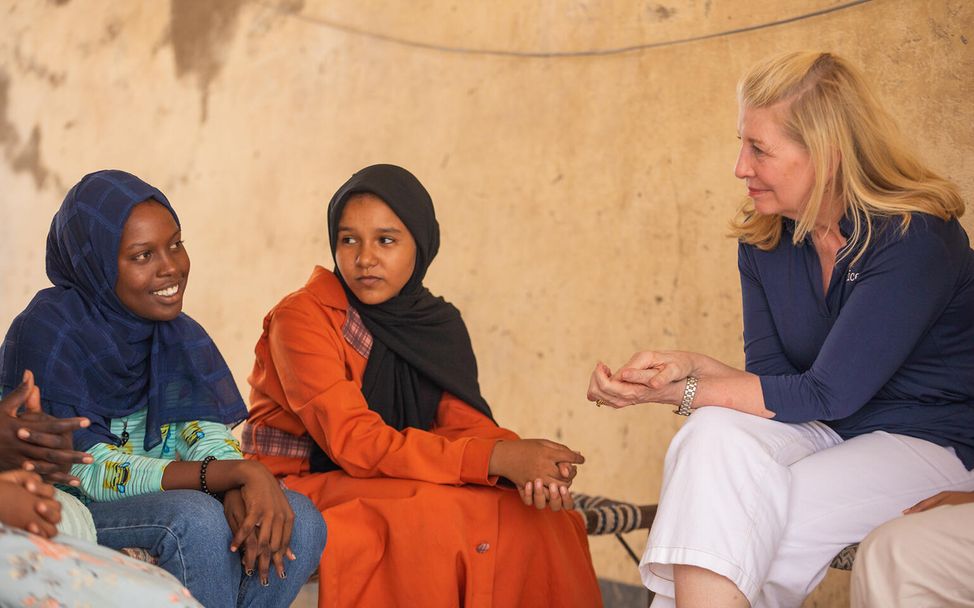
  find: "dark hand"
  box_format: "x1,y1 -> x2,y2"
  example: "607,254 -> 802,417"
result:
0,370 -> 93,483
223,488 -> 279,580
557,461 -> 578,483
0,470 -> 62,537
230,462 -> 295,585
488,439 -> 585,490
904,490 -> 974,514
223,488 -> 247,536
517,478 -> 576,512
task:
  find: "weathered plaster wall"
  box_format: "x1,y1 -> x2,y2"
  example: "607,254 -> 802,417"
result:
1,1 -> 971,604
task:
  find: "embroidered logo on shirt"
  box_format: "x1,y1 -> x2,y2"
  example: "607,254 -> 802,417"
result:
846,270 -> 860,282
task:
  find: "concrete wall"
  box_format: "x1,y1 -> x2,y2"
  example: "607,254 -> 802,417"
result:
1,1 -> 971,605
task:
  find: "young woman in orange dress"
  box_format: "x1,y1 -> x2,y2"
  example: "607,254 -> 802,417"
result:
243,164 -> 602,607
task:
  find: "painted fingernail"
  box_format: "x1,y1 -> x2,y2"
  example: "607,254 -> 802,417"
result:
281,571 -> 287,579
245,569 -> 254,577
261,578 -> 269,587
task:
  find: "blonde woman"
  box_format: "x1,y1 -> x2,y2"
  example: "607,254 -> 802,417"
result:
588,52 -> 974,607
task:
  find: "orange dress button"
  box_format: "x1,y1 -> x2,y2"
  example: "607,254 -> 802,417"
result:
475,543 -> 490,553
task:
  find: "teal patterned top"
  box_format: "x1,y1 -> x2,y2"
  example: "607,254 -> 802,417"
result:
70,407 -> 242,502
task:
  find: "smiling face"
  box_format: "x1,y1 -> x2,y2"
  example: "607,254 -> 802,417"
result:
734,103 -> 816,220
114,199 -> 189,321
335,193 -> 417,305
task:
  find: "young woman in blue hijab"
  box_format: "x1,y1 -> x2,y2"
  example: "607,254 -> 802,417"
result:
0,170 -> 327,608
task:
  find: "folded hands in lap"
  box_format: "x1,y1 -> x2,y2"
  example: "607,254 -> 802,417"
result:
0,469 -> 61,537
489,438 -> 584,512
223,465 -> 297,586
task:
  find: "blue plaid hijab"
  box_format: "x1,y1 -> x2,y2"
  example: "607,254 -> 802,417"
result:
0,170 -> 247,451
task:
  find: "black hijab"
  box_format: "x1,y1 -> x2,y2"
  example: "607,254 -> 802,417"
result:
311,165 -> 494,472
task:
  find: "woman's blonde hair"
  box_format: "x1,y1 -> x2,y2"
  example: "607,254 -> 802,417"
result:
730,51 -> 964,263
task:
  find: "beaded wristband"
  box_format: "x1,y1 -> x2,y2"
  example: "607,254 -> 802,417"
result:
199,455 -> 218,496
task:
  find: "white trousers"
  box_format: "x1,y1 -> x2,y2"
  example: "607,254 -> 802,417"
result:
640,407 -> 974,608
851,503 -> 974,607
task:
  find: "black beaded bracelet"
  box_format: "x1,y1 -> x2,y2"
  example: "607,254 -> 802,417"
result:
199,455 -> 217,496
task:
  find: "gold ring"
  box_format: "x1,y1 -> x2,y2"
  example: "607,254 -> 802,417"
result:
595,399 -> 606,407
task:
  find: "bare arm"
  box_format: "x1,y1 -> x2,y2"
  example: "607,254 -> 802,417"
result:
160,458 -> 266,493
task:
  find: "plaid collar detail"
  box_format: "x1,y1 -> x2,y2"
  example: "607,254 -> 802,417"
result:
342,305 -> 373,359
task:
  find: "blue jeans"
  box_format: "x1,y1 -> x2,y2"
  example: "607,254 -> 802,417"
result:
88,490 -> 326,608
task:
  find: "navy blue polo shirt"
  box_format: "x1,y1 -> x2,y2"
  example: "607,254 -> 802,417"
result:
739,213 -> 974,469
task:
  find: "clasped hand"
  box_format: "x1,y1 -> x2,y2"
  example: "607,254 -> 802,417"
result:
488,438 -> 585,512
0,469 -> 62,537
587,351 -> 694,408
0,370 -> 93,484
222,462 -> 296,586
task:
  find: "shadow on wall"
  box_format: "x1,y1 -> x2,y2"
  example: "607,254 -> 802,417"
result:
169,0 -> 246,120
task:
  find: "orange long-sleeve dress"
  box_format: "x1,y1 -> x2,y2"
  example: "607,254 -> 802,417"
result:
244,267 -> 602,608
